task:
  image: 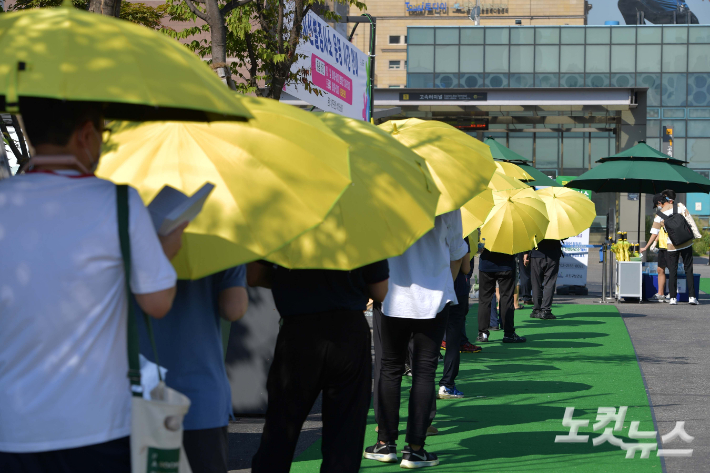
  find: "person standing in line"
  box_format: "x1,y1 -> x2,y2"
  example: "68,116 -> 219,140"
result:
137,266 -> 249,473
527,239 -> 564,320
248,260 -> 389,473
649,194 -> 670,302
0,98 -> 184,473
476,249 -> 526,344
365,211 -> 467,469
641,189 -> 699,305
517,251 -> 533,305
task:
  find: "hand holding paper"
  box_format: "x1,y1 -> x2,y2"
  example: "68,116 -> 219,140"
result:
148,183 -> 215,236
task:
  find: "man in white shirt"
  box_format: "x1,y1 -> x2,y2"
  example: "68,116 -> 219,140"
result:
365,210 -> 467,469
0,98 -> 185,473
641,189 -> 698,305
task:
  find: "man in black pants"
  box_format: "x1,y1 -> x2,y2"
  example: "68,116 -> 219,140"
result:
528,239 -> 564,320
248,261 -> 389,473
517,251 -> 533,304
477,249 -> 526,344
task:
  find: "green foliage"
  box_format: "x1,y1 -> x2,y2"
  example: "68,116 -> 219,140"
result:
161,0 -> 366,97
692,216 -> 710,256
9,0 -> 89,10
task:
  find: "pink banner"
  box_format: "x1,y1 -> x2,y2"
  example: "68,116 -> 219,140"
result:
311,54 -> 353,105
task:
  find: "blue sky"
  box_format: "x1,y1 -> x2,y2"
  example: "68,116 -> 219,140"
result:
588,0 -> 710,25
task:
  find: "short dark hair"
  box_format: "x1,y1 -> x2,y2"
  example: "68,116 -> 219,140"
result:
19,98 -> 104,146
662,189 -> 676,202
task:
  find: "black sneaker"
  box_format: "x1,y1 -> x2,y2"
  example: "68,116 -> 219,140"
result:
539,310 -> 557,320
401,446 -> 439,469
502,332 -> 527,343
364,442 -> 397,463
530,309 -> 541,319
475,333 -> 489,343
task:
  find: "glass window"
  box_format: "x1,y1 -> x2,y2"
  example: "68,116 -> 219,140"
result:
436,28 -> 459,45
389,36 -> 402,45
561,74 -> 584,87
662,74 -> 687,106
461,28 -> 484,44
638,74 -> 661,106
435,74 -> 459,88
689,45 -> 710,72
460,73 -> 484,88
586,46 -> 610,73
560,45 -> 584,72
662,108 -> 686,118
535,74 -> 559,87
664,120 -> 686,137
408,74 -> 434,88
637,26 -> 662,43
561,27 -> 585,44
687,139 -> 710,168
689,26 -> 710,43
591,137 -> 610,166
688,73 -> 710,106
611,73 -> 634,87
648,108 -> 660,118
460,46 -> 484,73
564,137 -> 585,169
647,120 -> 660,137
612,27 -> 636,44
485,74 -> 509,88
663,45 -> 688,73
485,46 -> 509,72
611,45 -> 635,73
637,45 -> 661,72
511,28 -> 534,44
509,136 -> 534,161
536,137 -> 559,167
435,45 -> 459,73
646,138 -> 661,152
536,28 -> 560,44
389,60 -> 401,70
535,46 -> 559,73
586,74 -> 610,87
663,26 -> 688,44
408,28 -> 434,44
586,27 -> 610,44
408,46 -> 434,73
486,28 -> 509,44
510,46 -> 534,73
510,74 -> 534,87
671,138 -> 686,162
688,120 -> 710,137
689,108 -> 710,118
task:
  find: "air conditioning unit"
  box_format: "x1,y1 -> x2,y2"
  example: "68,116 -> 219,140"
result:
511,74 -> 533,87
461,74 -> 482,88
587,75 -> 608,88
435,74 -> 457,88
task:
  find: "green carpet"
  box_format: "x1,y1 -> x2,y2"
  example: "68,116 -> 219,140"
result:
699,278 -> 710,295
291,304 -> 661,472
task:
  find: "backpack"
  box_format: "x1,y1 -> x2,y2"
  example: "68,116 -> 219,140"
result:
657,204 -> 695,247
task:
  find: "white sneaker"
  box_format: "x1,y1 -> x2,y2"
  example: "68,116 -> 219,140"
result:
652,294 -> 666,302
669,298 -> 677,305
689,297 -> 699,305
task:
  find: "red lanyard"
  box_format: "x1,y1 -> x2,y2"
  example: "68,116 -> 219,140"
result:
26,169 -> 95,178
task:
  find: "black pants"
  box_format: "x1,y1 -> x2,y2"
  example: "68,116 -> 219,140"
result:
518,253 -> 532,301
618,0 -> 699,24
377,306 -> 449,447
251,310 -> 372,473
0,437 -> 130,473
184,426 -> 228,473
440,302 -> 467,389
478,271 -> 515,337
531,256 -> 560,312
667,246 -> 696,299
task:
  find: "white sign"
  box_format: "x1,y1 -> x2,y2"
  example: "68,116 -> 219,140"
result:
558,228 -> 590,287
695,202 -> 702,211
283,11 -> 370,121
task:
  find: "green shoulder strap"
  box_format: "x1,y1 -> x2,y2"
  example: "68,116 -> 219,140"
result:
116,185 -> 162,397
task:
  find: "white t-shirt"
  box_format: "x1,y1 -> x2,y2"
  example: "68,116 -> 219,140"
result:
650,202 -> 693,251
0,170 -> 177,453
383,210 -> 469,319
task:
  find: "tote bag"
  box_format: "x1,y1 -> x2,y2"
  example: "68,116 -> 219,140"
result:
117,185 -> 193,473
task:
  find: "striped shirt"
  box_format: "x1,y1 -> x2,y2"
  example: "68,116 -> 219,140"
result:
651,203 -> 693,251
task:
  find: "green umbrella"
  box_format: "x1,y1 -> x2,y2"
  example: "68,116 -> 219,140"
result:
484,137 -> 562,187
566,141 -> 710,241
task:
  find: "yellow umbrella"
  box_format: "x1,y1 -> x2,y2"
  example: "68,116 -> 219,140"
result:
0,1 -> 250,121
378,118 -> 496,215
266,113 -> 440,270
495,161 -> 533,181
460,171 -> 528,237
536,187 -> 596,240
96,97 -> 351,279
480,187 -> 549,255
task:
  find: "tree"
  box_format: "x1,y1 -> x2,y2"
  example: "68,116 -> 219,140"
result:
162,0 -> 365,98
9,0 -> 166,28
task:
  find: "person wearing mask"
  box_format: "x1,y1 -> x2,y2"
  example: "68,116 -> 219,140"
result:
137,266 -> 248,473
649,194 -> 670,302
641,189 -> 699,305
249,261 -> 389,473
365,211 -> 467,469
527,239 -> 564,320
477,249 -> 526,344
0,98 -> 184,472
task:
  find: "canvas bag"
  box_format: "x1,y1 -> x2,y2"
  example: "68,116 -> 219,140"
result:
117,185 -> 193,473
684,210 -> 703,239
657,204 -> 695,247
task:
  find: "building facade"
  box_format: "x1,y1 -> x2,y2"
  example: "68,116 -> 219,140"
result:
349,0 -> 590,88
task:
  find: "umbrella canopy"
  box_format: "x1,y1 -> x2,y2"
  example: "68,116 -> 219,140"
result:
480,187 -> 549,255
266,113 -> 440,270
536,187 -> 596,240
483,137 -> 561,187
461,172 -> 528,237
495,161 -> 533,181
517,164 -> 562,188
379,118 -> 496,215
485,137 -> 530,162
96,97 -> 351,279
0,2 -> 250,122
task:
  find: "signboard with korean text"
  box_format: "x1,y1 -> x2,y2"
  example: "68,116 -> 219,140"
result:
283,10 -> 370,121
555,176 -> 593,287
400,92 -> 487,102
